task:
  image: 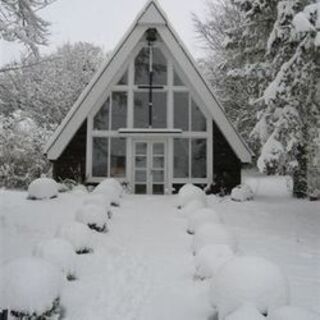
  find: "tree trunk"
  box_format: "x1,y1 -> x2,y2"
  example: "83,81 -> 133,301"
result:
292,144 -> 308,199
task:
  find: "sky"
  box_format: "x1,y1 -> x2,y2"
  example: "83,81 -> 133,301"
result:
0,0 -> 208,66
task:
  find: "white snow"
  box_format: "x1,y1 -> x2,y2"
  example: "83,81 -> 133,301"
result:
181,199 -> 206,217
194,244 -> 234,279
33,238 -> 76,277
211,256 -> 289,318
56,222 -> 93,253
293,12 -> 315,33
28,177 -> 58,200
75,204 -> 108,232
187,208 -> 221,234
0,257 -> 63,315
192,223 -> 237,255
231,184 -> 254,202
267,305 -> 320,320
178,184 -> 206,208
0,172 -> 320,319
225,303 -> 266,320
94,178 -> 123,206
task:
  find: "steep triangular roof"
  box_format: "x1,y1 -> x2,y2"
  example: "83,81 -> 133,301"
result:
45,0 -> 252,163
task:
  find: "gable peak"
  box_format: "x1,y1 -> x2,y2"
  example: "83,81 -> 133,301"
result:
138,0 -> 167,25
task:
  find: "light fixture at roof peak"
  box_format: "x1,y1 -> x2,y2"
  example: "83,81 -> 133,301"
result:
146,28 -> 158,43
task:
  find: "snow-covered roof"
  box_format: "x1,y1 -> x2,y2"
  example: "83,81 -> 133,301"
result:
45,0 -> 253,163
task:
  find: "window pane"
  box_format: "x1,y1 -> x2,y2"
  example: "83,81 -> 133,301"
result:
174,92 -> 189,131
134,92 -> 167,128
174,139 -> 189,178
173,69 -> 185,86
153,184 -> 164,195
92,138 -> 108,177
94,97 -> 110,130
135,48 -> 149,85
153,170 -> 164,182
136,142 -> 147,155
135,156 -> 147,168
153,92 -> 167,128
135,170 -> 147,182
192,139 -> 207,178
134,47 -> 167,85
191,100 -> 207,132
112,92 -> 127,130
153,48 -> 167,85
134,92 -> 148,128
117,69 -> 128,85
135,184 -> 147,194
110,138 -> 126,178
153,143 -> 164,155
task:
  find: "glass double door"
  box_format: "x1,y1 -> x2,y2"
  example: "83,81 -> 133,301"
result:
133,140 -> 167,195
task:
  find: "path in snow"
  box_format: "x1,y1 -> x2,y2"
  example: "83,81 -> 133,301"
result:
62,195 -> 211,320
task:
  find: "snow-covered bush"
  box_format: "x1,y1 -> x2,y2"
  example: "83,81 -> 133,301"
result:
178,184 -> 206,208
56,222 -> 93,254
182,199 -> 206,218
83,193 -> 112,219
187,208 -> 221,234
0,257 -> 63,319
72,184 -> 88,195
210,256 -> 289,318
75,204 -> 108,233
27,178 -> 58,200
194,244 -> 234,280
192,223 -> 237,255
0,113 -> 51,190
57,183 -> 69,193
33,238 -> 77,280
94,179 -> 122,207
225,303 -> 266,320
267,306 -> 320,320
231,184 -> 254,202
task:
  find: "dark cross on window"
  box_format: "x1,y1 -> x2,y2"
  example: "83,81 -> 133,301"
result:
138,29 -> 164,128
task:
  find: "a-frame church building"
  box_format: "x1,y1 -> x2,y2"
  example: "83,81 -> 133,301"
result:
45,0 -> 252,195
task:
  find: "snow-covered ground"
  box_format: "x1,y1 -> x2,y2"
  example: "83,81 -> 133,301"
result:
0,173 -> 319,319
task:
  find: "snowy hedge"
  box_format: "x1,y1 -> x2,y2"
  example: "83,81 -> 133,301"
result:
267,306 -> 320,320
192,223 -> 237,255
187,208 -> 221,234
178,184 -> 206,208
56,222 -> 94,254
225,303 -> 266,320
33,238 -> 77,280
194,244 -> 234,280
94,179 -> 122,207
0,257 -> 63,319
75,204 -> 109,233
27,178 -> 58,200
210,256 -> 289,318
83,193 -> 112,219
231,184 -> 254,202
182,199 -> 206,218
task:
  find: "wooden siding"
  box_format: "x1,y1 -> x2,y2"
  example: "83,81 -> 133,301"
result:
52,121 -> 87,183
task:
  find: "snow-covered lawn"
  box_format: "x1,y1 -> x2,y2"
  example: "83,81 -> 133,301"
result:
0,173 -> 319,319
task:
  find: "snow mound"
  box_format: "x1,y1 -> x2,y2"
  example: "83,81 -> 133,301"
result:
182,199 -> 206,218
28,178 -> 58,200
94,179 -> 122,206
178,184 -> 206,208
33,238 -> 76,277
226,303 -> 266,320
231,184 -> 254,202
194,244 -> 234,279
211,256 -> 289,318
56,222 -> 93,254
187,208 -> 221,234
75,204 -> 108,233
192,223 -> 237,255
267,306 -> 320,320
72,184 -> 88,195
83,193 -> 112,219
0,257 -> 63,315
